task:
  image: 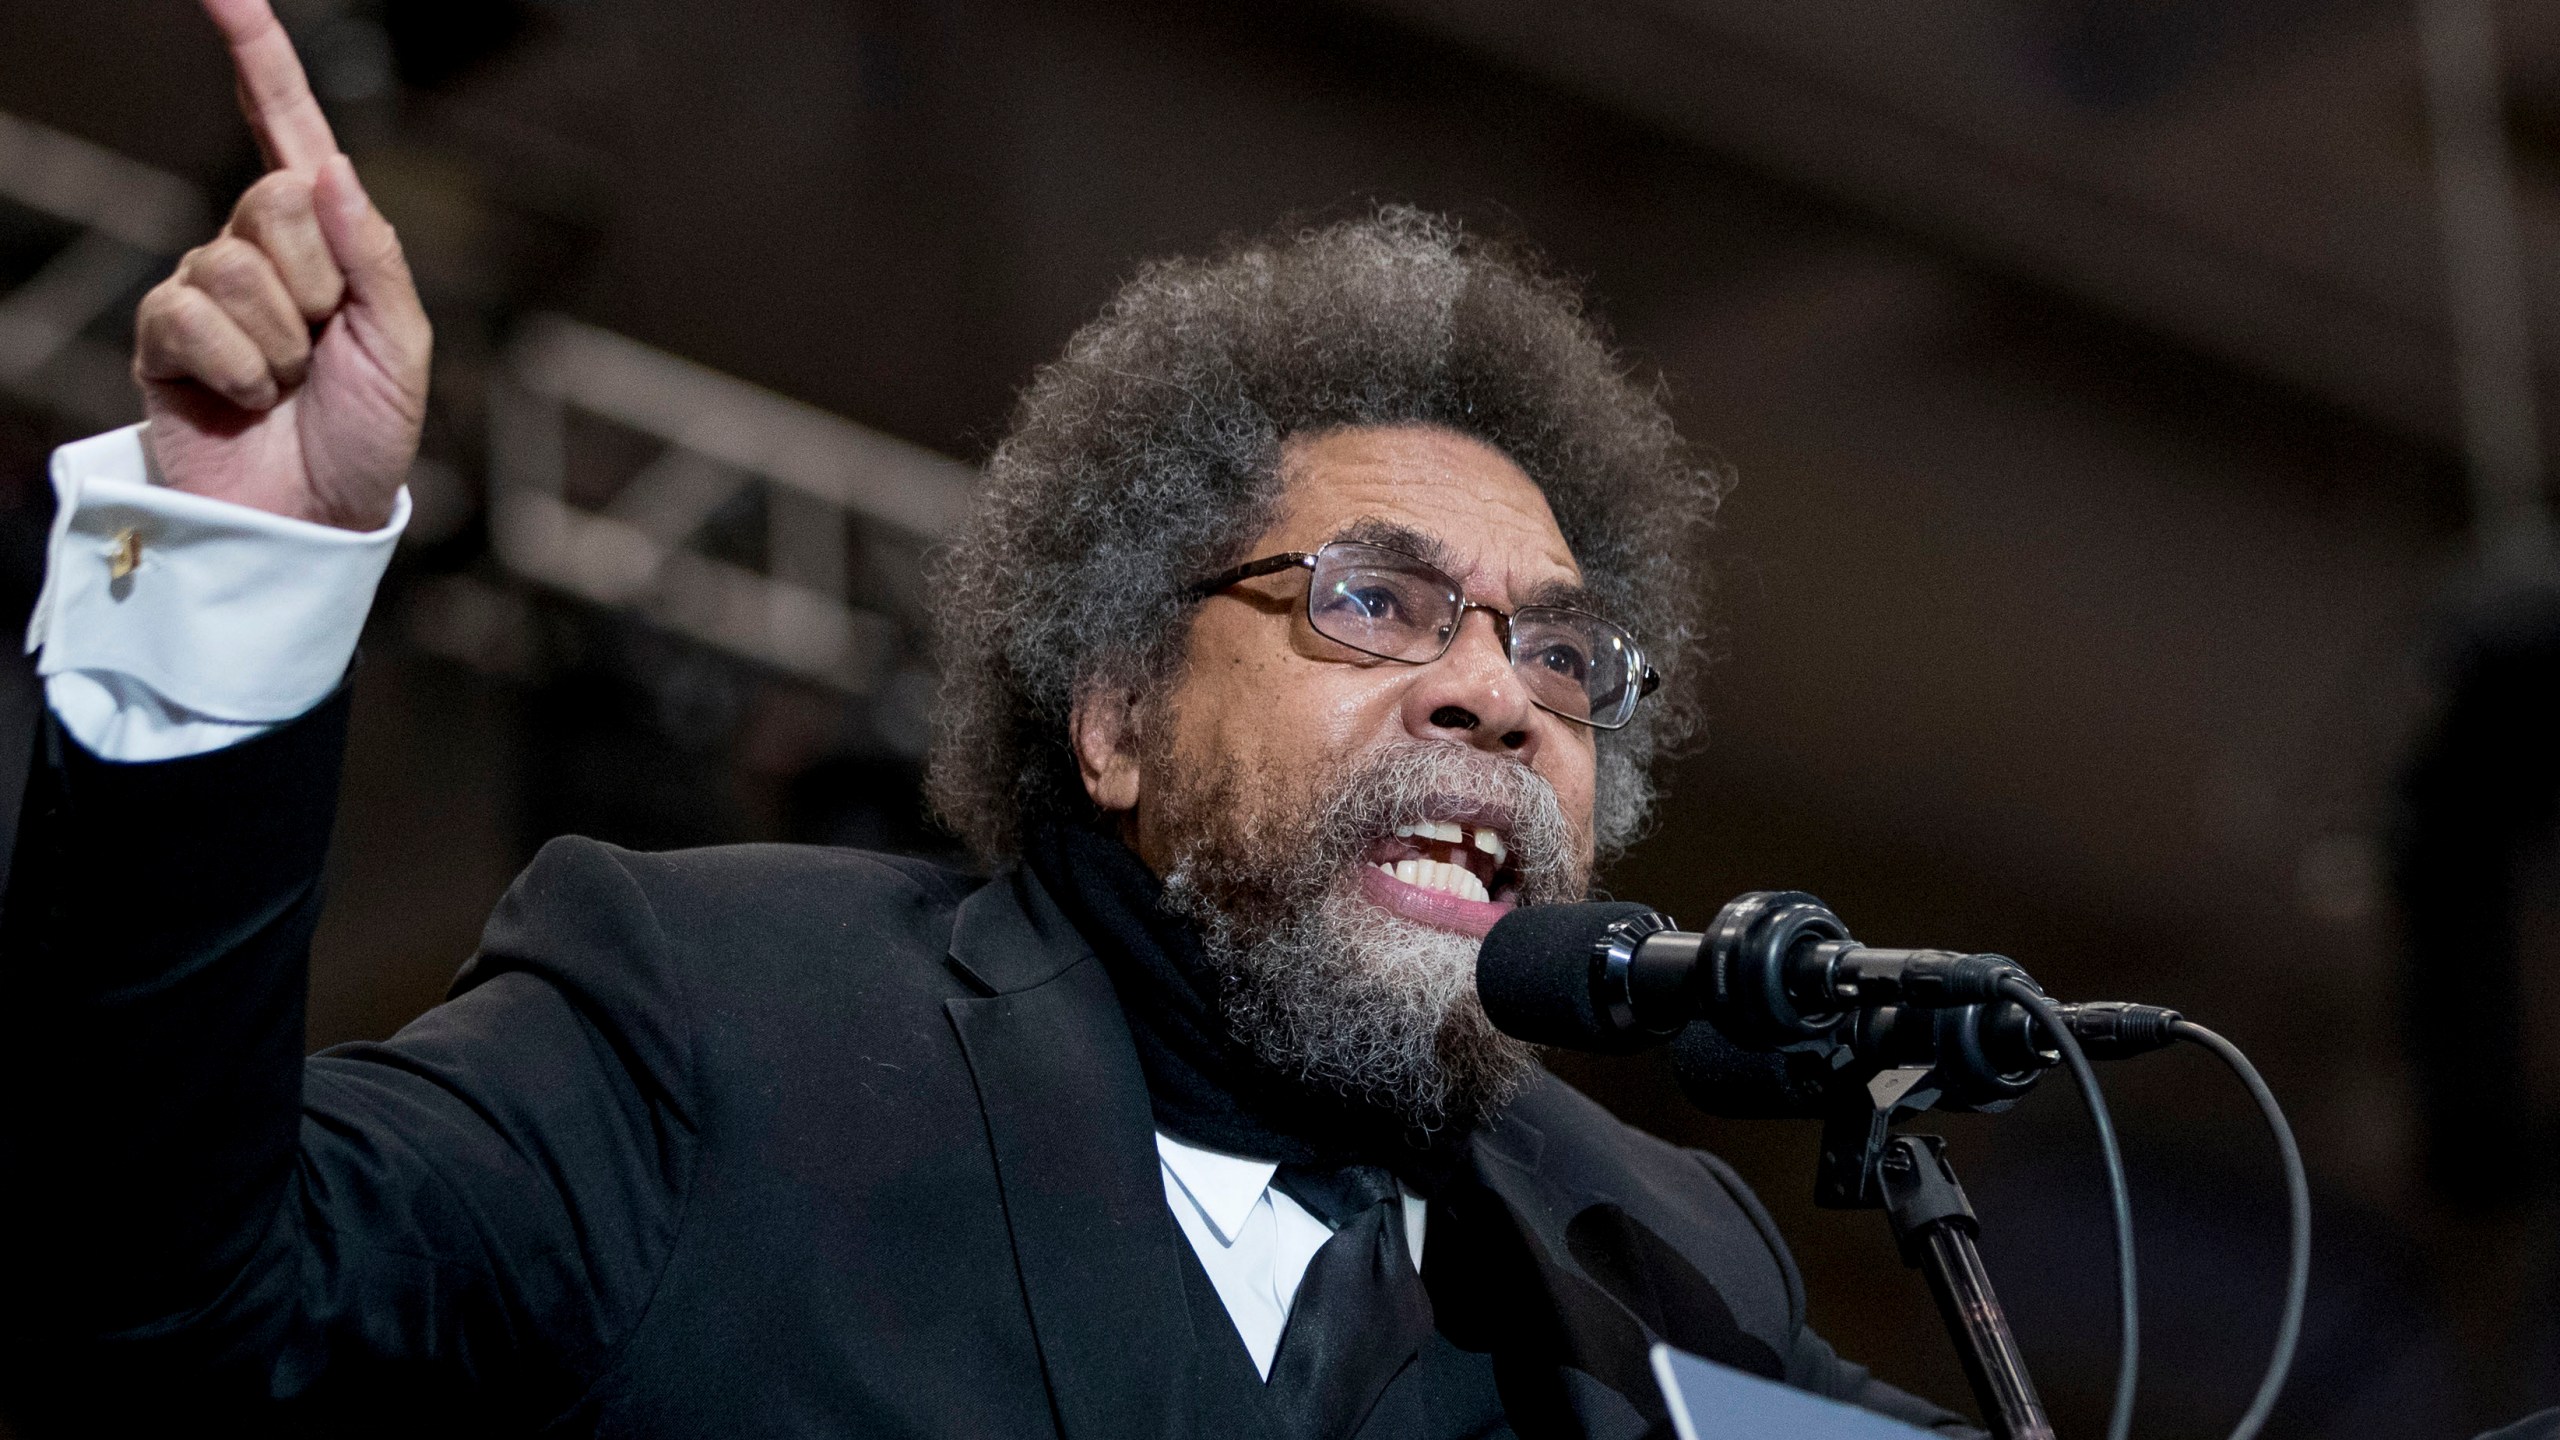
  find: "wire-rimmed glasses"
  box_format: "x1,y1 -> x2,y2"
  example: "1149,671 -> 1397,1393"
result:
1188,540 -> 1660,730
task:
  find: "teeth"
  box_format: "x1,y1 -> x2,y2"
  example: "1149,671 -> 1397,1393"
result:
1381,856 -> 1489,903
1377,819 -> 1503,904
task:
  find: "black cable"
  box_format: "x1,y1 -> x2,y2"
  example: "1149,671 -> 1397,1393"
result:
2169,1021 -> 2309,1440
2003,975 -> 2138,1440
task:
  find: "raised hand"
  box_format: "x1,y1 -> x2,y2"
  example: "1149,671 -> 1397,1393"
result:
133,0 -> 430,531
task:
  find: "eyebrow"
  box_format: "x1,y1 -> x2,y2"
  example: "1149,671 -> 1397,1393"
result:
1329,517 -> 1458,572
1326,516 -> 1600,614
1520,576 -> 1602,613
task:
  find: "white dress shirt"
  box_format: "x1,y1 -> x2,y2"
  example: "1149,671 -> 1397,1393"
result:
29,423 -> 1424,1381
27,424 -> 407,760
1155,1132 -> 1428,1378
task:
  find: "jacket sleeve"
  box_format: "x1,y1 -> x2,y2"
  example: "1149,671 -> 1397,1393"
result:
0,693 -> 697,1435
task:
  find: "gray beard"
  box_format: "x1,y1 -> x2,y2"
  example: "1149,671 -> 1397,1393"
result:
1154,741 -> 1587,1136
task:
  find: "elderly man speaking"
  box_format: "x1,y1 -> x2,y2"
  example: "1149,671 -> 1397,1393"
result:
0,4 -> 1976,1438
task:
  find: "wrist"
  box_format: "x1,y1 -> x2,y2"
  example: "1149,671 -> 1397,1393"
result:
299,489 -> 400,533
140,425 -> 404,534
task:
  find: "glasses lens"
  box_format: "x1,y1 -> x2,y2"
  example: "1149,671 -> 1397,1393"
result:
1512,607 -> 1644,728
1307,543 -> 1464,661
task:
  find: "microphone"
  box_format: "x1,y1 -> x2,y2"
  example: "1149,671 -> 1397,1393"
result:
1476,892 -> 2031,1053
1471,902 -> 1851,1109
1475,894 -> 2187,1113
1473,900 -> 1672,1053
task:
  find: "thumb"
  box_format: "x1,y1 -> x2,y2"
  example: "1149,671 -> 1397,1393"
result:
313,154 -> 428,350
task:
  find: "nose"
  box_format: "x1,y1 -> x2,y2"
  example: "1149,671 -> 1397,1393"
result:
1400,607 -> 1539,756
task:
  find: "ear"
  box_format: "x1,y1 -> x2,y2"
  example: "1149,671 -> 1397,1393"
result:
1071,685 -> 1145,815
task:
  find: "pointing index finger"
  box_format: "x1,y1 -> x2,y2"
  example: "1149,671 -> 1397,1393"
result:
202,0 -> 338,173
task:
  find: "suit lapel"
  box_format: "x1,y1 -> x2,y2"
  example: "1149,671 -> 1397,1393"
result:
944,868 -> 1199,1440
1466,1114 -> 1659,1385
1455,1090 -> 1682,1435
1442,1077 -> 1788,1436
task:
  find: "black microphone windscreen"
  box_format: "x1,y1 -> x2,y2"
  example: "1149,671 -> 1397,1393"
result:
1668,1019 -> 1830,1119
1477,901 -> 1664,1053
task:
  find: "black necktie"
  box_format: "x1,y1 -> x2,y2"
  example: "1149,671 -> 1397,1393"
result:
1266,1163 -> 1438,1439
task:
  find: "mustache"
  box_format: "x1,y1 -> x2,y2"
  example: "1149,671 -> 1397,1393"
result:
1305,742 -> 1586,905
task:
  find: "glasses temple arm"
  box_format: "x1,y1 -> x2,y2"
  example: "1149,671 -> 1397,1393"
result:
1186,552 -> 1315,598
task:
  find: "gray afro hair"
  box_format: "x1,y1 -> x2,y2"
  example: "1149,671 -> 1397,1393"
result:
926,207 -> 1722,863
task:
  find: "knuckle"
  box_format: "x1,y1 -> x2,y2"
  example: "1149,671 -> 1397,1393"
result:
135,277 -> 182,322
203,336 -> 265,392
164,301 -> 226,359
233,170 -> 313,231
161,296 -> 229,358
191,238 -> 263,291
135,281 -> 198,343
287,246 -> 348,307
292,263 -> 348,319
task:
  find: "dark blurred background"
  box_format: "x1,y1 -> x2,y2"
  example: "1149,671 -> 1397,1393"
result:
5,1 -> 2559,1435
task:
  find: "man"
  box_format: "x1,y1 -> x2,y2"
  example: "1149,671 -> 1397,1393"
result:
0,4 -> 1974,1437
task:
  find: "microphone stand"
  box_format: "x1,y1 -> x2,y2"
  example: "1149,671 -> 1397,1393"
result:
1818,1067 -> 2053,1440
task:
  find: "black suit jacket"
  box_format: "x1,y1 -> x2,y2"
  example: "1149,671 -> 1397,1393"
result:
0,692 -> 1969,1437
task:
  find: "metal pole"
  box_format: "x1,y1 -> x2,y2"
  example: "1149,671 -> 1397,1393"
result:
1913,1219 -> 2054,1440
1880,1135 -> 2054,1440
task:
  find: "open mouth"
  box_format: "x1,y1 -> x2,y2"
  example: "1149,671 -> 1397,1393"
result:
1358,808 -> 1522,938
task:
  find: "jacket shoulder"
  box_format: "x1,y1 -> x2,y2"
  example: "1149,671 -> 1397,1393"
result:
465,837 -> 989,1018
563,838 -> 979,916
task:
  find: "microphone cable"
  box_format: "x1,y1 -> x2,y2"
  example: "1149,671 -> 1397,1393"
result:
2169,1021 -> 2310,1440
2003,976 -> 2139,1440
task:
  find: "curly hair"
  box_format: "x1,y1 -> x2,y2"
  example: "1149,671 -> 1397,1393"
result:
926,207 -> 1722,864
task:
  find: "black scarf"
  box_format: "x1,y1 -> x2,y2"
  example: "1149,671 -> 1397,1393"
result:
1021,819 -> 1451,1175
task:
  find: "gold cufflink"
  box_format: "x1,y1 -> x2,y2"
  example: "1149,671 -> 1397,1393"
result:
107,528 -> 141,581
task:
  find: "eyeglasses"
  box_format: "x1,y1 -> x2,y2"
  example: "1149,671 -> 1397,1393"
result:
1188,540 -> 1661,730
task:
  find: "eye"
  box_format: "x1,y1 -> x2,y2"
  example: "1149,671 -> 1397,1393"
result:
1334,583 -> 1406,621
1314,568 -> 1436,629
1527,639 -> 1593,682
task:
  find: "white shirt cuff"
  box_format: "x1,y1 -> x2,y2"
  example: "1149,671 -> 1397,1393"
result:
27,423 -> 409,760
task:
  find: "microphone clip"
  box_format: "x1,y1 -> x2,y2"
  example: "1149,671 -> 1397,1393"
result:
1816,1063 -> 1949,1209
1589,908 -> 1687,1041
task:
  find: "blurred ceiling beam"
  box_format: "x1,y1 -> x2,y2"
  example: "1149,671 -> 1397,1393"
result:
0,108 -> 204,429
486,314 -> 968,707
1349,0 -> 2560,467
